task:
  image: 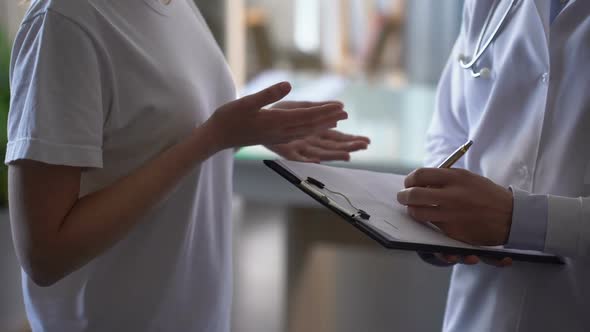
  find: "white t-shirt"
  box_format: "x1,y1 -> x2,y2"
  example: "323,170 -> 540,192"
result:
7,0 -> 236,331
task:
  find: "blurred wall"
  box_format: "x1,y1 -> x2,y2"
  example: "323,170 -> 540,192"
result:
404,0 -> 464,84
246,0 -> 296,51
0,5 -> 28,332
0,1 -> 28,40
194,0 -> 226,51
243,0 -> 464,84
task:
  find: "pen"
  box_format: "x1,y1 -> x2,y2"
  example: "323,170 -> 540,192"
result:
438,140 -> 473,168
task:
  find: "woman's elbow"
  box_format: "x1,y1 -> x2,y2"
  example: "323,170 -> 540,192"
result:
19,250 -> 67,287
30,271 -> 63,287
28,272 -> 60,288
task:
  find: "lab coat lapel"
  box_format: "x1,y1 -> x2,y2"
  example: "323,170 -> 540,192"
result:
532,0 -> 550,41
559,0 -> 584,21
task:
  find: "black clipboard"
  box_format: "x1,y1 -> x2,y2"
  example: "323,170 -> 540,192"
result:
265,160 -> 563,265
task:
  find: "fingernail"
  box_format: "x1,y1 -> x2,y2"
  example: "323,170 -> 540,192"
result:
279,82 -> 291,93
324,103 -> 344,111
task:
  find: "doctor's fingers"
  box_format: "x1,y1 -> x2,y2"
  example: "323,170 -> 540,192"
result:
481,257 -> 513,267
438,254 -> 511,267
397,187 -> 450,206
439,254 -> 480,265
405,205 -> 458,224
404,168 -> 462,188
231,81 -> 293,111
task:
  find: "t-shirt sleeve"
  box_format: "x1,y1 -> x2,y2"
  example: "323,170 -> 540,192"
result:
6,10 -> 107,168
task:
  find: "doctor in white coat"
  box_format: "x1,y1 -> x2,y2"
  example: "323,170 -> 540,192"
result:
397,0 -> 590,331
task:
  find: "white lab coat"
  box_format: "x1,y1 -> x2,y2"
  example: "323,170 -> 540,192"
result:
426,0 -> 590,331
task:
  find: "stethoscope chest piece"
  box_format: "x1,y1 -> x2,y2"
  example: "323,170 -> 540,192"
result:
459,54 -> 492,79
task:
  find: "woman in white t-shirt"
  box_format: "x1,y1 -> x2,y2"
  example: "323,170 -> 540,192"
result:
6,1 -> 370,331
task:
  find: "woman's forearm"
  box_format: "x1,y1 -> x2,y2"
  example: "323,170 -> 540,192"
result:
37,124 -> 223,285
15,82 -> 346,286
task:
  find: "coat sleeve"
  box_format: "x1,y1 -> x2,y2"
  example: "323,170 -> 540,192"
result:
545,195 -> 590,258
506,188 -> 590,260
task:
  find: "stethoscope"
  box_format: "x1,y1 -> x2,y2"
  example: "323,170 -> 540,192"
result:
458,0 -> 518,79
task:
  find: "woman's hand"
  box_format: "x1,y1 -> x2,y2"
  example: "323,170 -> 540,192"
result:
264,101 -> 371,163
203,82 -> 348,150
266,129 -> 370,163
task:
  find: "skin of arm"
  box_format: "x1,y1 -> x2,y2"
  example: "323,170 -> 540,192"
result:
10,125 -> 221,286
10,82 -> 350,286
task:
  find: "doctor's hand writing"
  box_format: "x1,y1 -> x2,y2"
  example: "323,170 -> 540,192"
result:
397,168 -> 515,267
203,82 -> 349,150
265,101 -> 371,163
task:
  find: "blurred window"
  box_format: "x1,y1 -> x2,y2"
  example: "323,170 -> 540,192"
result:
294,0 -> 320,53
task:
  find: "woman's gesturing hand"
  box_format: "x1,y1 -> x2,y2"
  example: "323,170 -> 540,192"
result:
267,129 -> 370,163
264,101 -> 371,163
203,82 -> 349,150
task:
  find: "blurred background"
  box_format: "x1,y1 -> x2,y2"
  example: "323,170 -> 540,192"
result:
0,1 -> 464,331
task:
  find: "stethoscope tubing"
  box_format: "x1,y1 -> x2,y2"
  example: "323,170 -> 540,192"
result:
459,0 -> 518,77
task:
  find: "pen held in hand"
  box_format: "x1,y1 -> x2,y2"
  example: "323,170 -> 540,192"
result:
438,140 -> 473,168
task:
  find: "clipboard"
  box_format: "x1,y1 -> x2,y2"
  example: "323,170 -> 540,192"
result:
265,159 -> 563,265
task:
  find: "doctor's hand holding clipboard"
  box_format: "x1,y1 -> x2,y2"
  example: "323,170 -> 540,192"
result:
397,141 -> 514,267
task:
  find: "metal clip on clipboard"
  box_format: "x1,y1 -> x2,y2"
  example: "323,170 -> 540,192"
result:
301,177 -> 371,221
